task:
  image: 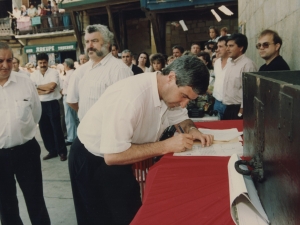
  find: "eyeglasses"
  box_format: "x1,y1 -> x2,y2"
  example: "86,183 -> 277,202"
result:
256,42 -> 274,49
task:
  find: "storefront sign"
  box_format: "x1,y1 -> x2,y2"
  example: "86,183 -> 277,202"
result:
24,42 -> 77,53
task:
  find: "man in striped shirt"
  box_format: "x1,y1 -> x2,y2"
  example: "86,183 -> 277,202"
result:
67,24 -> 133,121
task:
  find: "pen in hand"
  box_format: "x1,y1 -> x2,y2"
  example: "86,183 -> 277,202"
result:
178,125 -> 185,134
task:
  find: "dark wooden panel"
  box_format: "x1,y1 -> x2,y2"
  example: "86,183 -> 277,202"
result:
243,71 -> 300,225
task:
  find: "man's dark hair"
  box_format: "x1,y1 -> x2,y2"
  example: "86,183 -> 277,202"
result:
64,58 -> 74,69
227,33 -> 248,54
137,52 -> 150,67
218,35 -> 228,43
150,53 -> 166,71
259,29 -> 283,51
37,53 -> 49,62
162,55 -> 210,95
111,43 -> 118,50
172,45 -> 184,54
191,43 -> 200,48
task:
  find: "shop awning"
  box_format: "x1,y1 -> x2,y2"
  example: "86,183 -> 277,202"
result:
24,42 -> 77,54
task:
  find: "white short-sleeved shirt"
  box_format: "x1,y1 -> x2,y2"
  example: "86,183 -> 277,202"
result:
213,58 -> 229,101
17,69 -> 30,77
0,72 -> 41,148
62,69 -> 74,95
30,67 -> 61,102
78,72 -> 189,157
67,53 -> 133,120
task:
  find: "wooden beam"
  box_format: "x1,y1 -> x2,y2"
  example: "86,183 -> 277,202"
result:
106,5 -> 120,49
70,11 -> 84,53
145,11 -> 163,53
118,10 -> 127,50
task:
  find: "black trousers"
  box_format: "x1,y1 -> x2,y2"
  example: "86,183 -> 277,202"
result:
223,104 -> 243,120
39,100 -> 67,156
68,137 -> 142,225
0,138 -> 50,225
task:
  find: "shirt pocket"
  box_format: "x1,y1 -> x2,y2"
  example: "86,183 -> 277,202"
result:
15,100 -> 31,123
233,77 -> 241,89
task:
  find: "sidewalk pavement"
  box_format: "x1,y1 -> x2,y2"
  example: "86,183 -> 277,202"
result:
16,129 -> 77,225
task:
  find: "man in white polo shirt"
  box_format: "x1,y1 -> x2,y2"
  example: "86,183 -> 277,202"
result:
67,24 -> 133,121
0,42 -> 50,225
69,56 -> 214,225
213,36 -> 230,119
30,53 -> 68,161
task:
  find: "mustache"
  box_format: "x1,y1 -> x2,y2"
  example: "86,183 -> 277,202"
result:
87,48 -> 97,52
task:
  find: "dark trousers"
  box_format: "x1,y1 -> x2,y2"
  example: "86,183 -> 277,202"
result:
223,104 -> 243,120
68,137 -> 142,225
39,100 -> 67,156
0,139 -> 50,225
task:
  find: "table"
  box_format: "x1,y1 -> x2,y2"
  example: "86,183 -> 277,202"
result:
131,120 -> 243,225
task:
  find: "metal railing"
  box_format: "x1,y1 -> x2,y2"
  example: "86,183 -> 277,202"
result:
0,13 -> 73,36
18,13 -> 73,35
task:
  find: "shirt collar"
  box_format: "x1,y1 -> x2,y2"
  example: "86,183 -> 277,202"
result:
230,54 -> 245,65
90,52 -> 113,68
3,71 -> 17,87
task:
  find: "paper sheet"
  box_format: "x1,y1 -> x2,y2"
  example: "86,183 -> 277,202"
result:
199,128 -> 243,141
228,154 -> 269,225
173,142 -> 243,157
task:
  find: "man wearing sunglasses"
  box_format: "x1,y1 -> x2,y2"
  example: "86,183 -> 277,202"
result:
257,29 -> 290,71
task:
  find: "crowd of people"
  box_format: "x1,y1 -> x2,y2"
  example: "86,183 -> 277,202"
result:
0,22 -> 290,225
10,1 -> 70,34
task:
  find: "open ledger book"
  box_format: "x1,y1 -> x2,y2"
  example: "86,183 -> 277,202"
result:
228,154 -> 269,225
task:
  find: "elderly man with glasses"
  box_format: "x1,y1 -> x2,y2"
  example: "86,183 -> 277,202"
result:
256,29 -> 290,71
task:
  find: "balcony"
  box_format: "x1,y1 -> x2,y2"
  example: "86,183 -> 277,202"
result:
0,13 -> 74,40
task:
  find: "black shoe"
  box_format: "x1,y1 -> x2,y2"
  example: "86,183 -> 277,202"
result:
43,154 -> 58,160
65,140 -> 73,146
60,154 -> 68,161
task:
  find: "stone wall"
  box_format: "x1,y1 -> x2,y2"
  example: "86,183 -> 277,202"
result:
126,18 -> 151,56
166,18 -> 238,56
238,0 -> 300,70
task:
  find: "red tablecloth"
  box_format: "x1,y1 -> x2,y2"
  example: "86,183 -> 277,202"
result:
131,120 -> 243,225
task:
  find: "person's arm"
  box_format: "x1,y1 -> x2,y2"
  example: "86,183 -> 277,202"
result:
67,102 -> 78,112
37,89 -> 53,95
37,82 -> 56,91
178,119 -> 214,147
104,133 -> 194,165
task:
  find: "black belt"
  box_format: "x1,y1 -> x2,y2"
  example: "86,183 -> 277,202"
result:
0,138 -> 34,151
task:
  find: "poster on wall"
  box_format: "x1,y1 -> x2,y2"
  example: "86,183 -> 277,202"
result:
47,53 -> 56,66
28,54 -> 36,67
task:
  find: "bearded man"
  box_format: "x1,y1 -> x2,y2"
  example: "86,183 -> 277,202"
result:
67,24 -> 133,121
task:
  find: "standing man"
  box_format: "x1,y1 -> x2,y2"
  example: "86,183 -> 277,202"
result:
122,49 -> 144,75
30,53 -> 68,161
69,56 -> 214,225
213,36 -> 230,119
0,42 -> 50,225
62,58 -> 79,146
12,57 -> 30,76
111,43 -> 120,58
172,45 -> 184,58
190,43 -> 201,55
67,24 -> 133,121
223,33 -> 258,120
257,29 -> 290,71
